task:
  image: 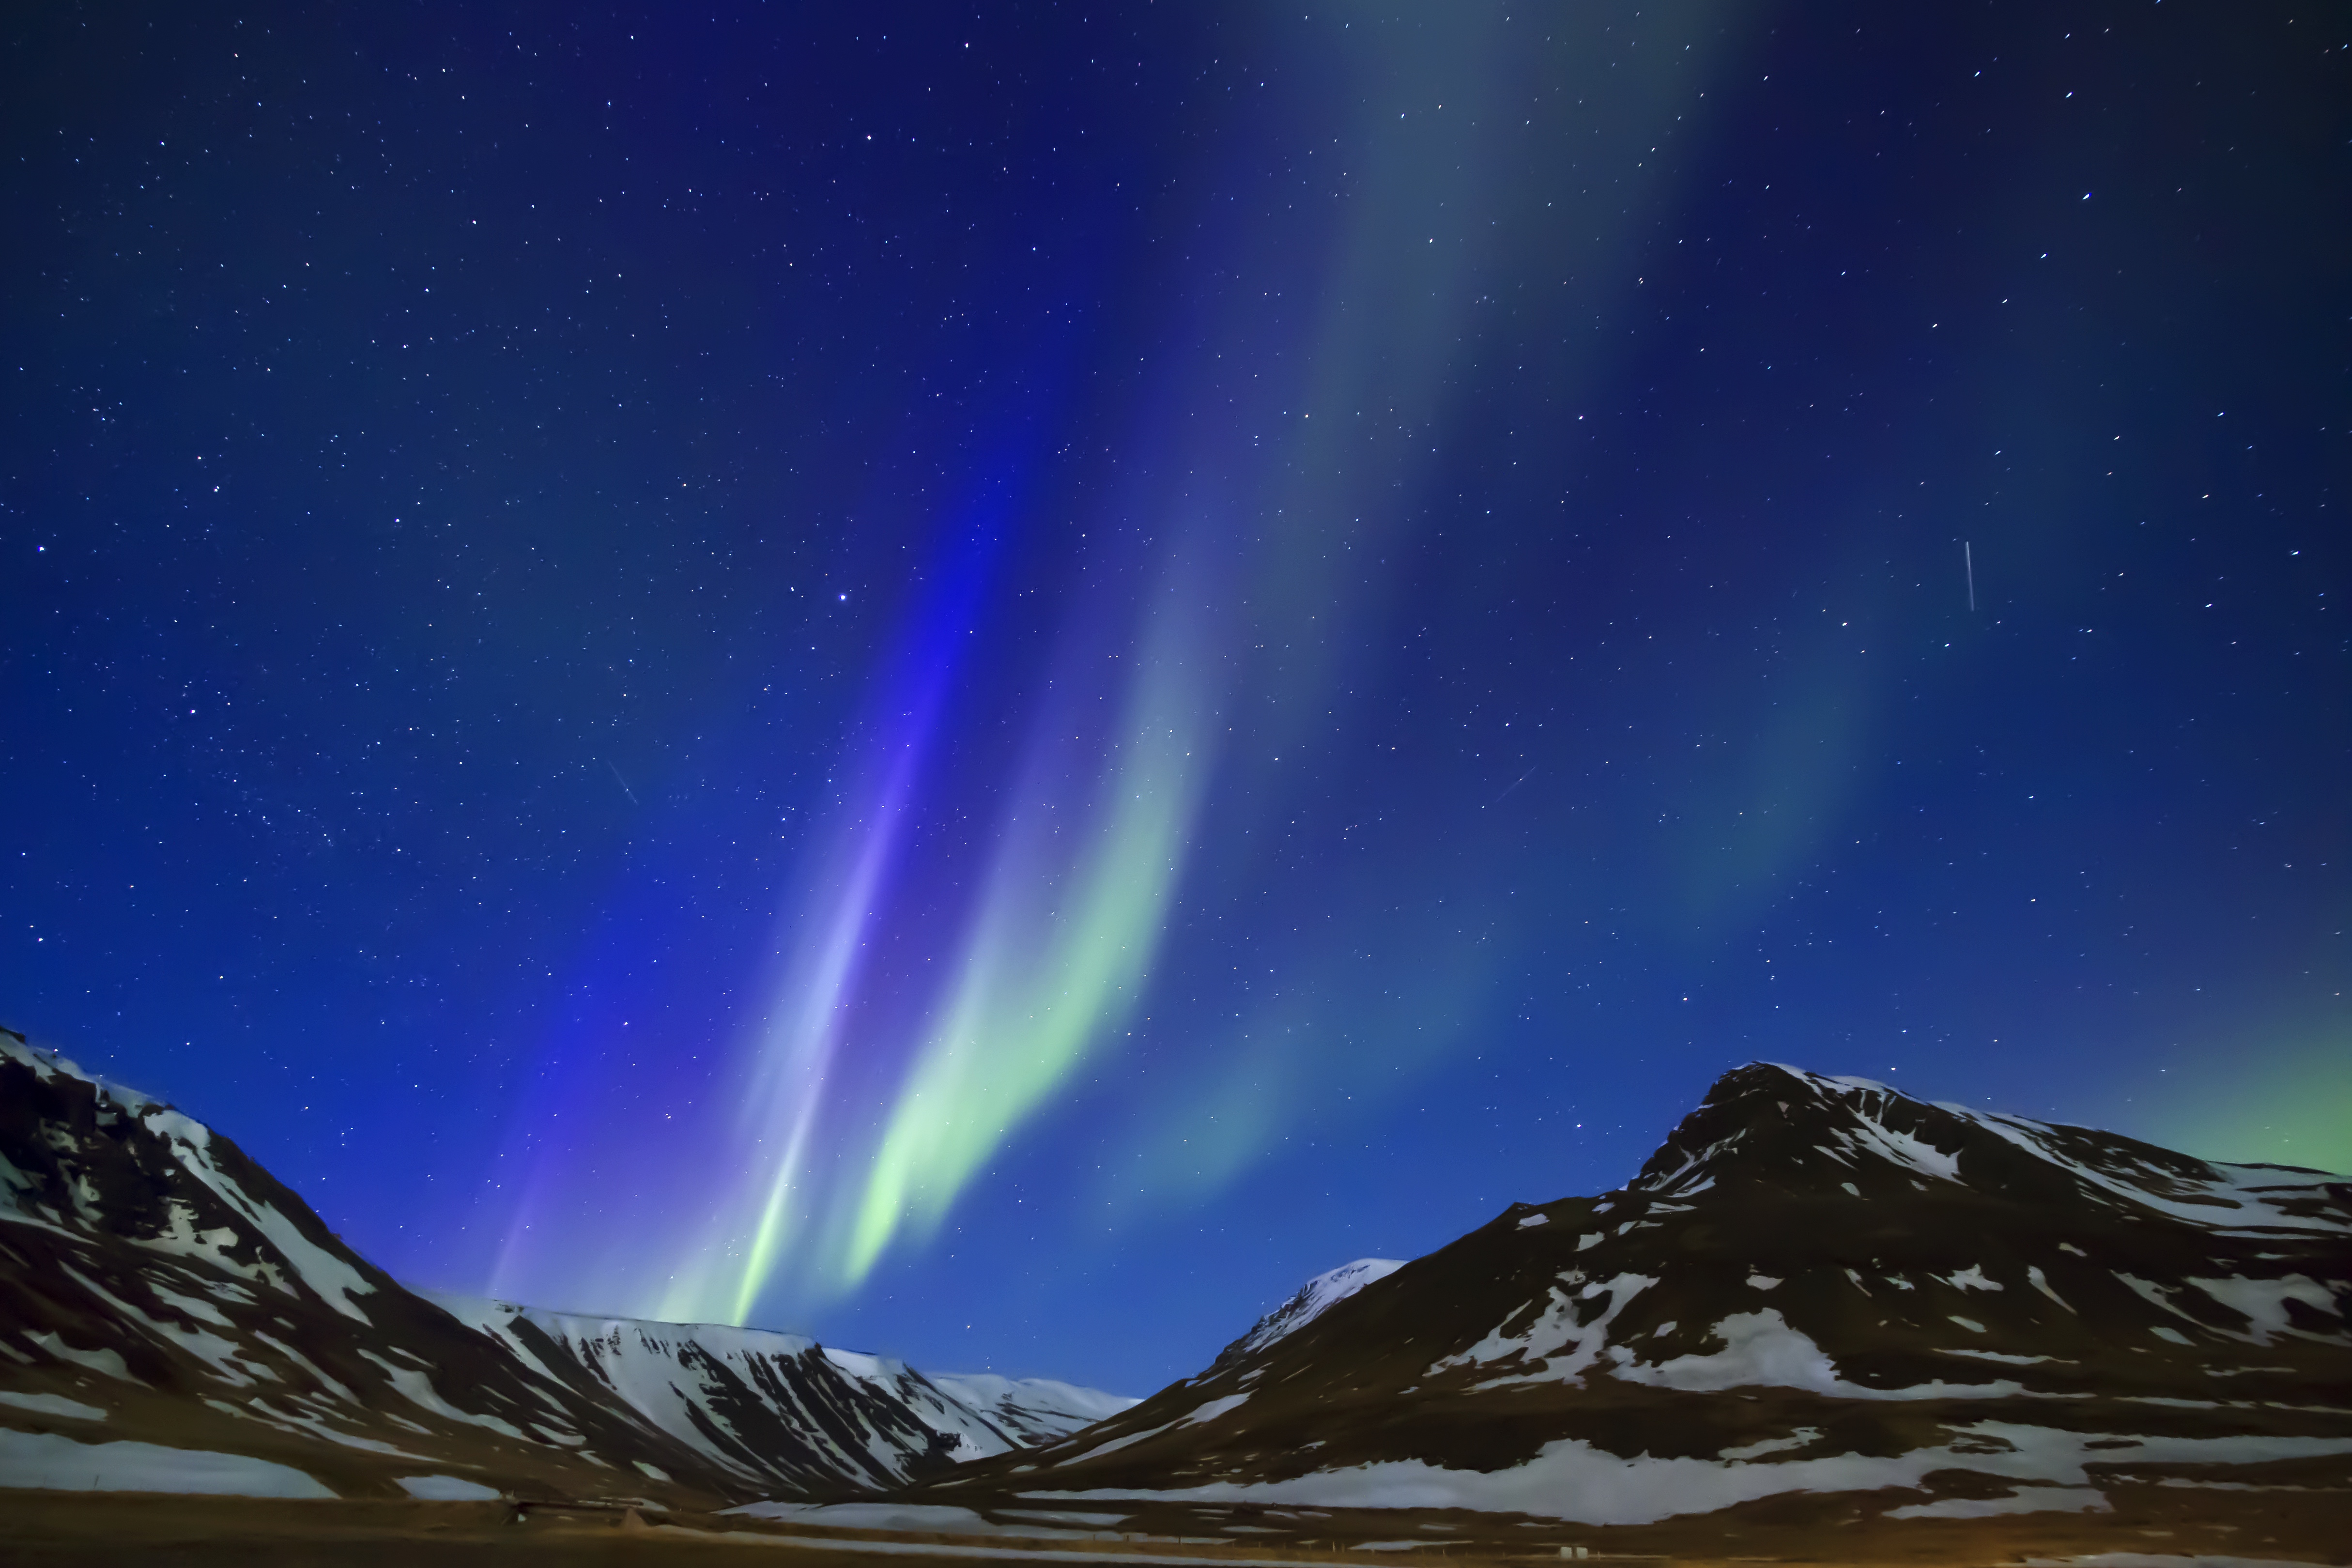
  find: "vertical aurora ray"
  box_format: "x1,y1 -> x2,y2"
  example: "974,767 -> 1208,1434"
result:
682,692 -> 934,1326
684,557 -> 1217,1317
649,514 -> 1006,1325
841,607 -> 1211,1282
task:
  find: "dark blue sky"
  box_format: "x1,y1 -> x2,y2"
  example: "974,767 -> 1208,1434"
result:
4,1 -> 2345,1394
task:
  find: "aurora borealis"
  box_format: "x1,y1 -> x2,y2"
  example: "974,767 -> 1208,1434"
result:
4,4 -> 2345,1392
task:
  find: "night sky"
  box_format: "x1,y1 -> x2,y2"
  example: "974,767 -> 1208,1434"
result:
5,2 -> 2346,1395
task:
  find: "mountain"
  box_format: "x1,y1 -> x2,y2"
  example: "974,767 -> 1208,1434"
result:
919,1063 -> 2352,1539
13,1026 -> 2347,1551
417,1293 -> 1133,1465
925,1372 -> 1142,1448
0,1027 -> 1130,1504
1212,1258 -> 1403,1368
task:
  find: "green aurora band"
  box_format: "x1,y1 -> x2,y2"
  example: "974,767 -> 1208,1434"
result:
637,8 -> 1738,1325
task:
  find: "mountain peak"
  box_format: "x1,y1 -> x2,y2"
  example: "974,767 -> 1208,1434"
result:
1630,1061 -> 2344,1236
1212,1258 -> 1405,1368
927,1065 -> 2350,1541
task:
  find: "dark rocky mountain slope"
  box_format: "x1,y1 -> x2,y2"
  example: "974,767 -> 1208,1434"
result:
0,1029 -> 1127,1504
922,1062 -> 2352,1531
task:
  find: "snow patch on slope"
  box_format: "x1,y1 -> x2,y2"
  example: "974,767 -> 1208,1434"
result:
1031,1425 -> 2352,1526
0,1390 -> 108,1421
1607,1309 -> 2032,1400
1432,1274 -> 1654,1386
0,1428 -> 337,1497
398,1474 -> 503,1501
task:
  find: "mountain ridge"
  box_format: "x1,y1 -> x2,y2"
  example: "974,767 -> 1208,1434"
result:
918,1061 -> 2351,1529
0,1026 -> 1133,1504
9,1030 -> 2346,1546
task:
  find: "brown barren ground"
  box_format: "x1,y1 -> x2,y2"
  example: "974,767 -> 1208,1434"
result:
1,1481 -> 2346,1568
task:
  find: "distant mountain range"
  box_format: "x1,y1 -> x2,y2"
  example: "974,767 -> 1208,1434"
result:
5,1026 -> 2347,1543
0,1027 -> 1131,1504
915,1061 -> 2352,1531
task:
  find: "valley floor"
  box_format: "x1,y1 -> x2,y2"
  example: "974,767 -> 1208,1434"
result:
0,1491 -> 2346,1568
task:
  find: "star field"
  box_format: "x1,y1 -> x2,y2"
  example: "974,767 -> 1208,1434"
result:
3,2 -> 2345,1392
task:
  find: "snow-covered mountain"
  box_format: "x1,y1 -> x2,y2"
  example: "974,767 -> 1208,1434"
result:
0,1028 -> 1129,1503
1213,1258 -> 1403,1366
15,1023 -> 2346,1551
923,1063 -> 2352,1535
420,1294 -> 1133,1475
926,1371 -> 1140,1447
